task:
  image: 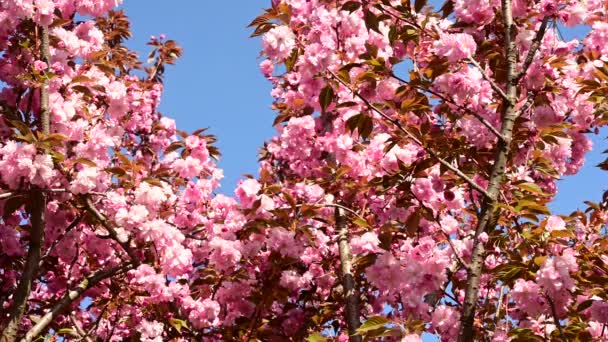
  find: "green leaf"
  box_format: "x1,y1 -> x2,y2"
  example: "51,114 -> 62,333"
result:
439,0 -> 454,18
71,85 -> 93,98
335,166 -> 351,179
306,332 -> 327,342
73,158 -> 97,167
576,299 -> 594,312
353,217 -> 370,228
3,195 -> 27,218
57,328 -> 76,335
142,178 -> 163,187
414,0 -> 428,12
285,48 -> 299,72
514,182 -> 545,195
362,326 -> 403,339
7,119 -> 32,135
341,1 -> 362,12
169,318 -> 189,333
363,10 -> 381,33
550,229 -> 574,239
43,133 -> 68,142
514,199 -> 549,215
405,212 -> 421,236
355,316 -> 390,334
319,85 -> 335,113
493,263 -> 525,282
105,167 -> 127,177
533,256 -> 547,266
283,191 -> 297,209
71,75 -> 94,84
357,114 -> 374,139
165,141 -> 184,154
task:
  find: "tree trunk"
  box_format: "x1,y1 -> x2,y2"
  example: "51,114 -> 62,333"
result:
1,25 -> 51,342
336,207 -> 362,342
458,0 -> 518,339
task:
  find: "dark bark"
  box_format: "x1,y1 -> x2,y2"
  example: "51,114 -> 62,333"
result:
21,264 -> 132,342
336,207 -> 362,342
1,25 -> 51,342
458,2 -> 549,340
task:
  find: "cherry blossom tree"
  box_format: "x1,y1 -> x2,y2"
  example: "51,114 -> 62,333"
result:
1,0 -> 608,341
247,0 -> 608,341
0,2 -> 232,341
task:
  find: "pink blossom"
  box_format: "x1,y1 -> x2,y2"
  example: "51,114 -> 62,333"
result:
545,215 -> 566,232
208,237 -> 242,270
184,298 -> 221,329
234,178 -> 261,208
432,305 -> 460,338
454,0 -> 498,24
512,279 -> 545,316
262,26 -> 296,60
365,252 -> 404,291
584,22 -> 608,56
267,227 -> 302,258
350,232 -> 382,254
134,182 -> 168,210
33,60 -> 47,72
434,33 -> 477,62
440,215 -> 459,235
70,166 -> 101,194
280,270 -> 312,292
260,59 -> 274,78
137,319 -> 164,342
589,299 -> 608,323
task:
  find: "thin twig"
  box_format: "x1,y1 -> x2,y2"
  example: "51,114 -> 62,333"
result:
83,197 -> 140,265
517,91 -> 537,117
41,215 -> 83,264
69,315 -> 94,342
514,17 -> 550,82
495,285 -> 505,321
298,203 -> 366,222
0,192 -> 13,199
546,294 -> 569,342
443,232 -> 470,271
390,73 -> 506,142
21,263 -> 133,342
468,58 -> 509,101
1,25 -> 51,342
330,71 -> 492,200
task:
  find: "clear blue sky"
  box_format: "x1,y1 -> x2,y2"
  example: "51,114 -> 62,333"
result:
120,1 -> 276,195
119,2 -> 607,339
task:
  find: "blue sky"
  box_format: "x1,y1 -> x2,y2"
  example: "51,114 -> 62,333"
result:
118,2 -> 607,339
120,1 -> 276,195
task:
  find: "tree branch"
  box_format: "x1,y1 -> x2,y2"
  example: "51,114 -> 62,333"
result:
69,314 -> 94,342
442,232 -> 470,271
335,206 -> 362,342
459,0 -> 521,339
295,203 -> 366,222
1,25 -> 51,342
390,73 -> 506,142
546,294 -> 569,342
21,263 -> 133,342
514,17 -> 550,82
83,197 -> 140,265
330,71 -> 492,201
0,192 -> 13,199
468,58 -> 509,102
40,215 -> 83,265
